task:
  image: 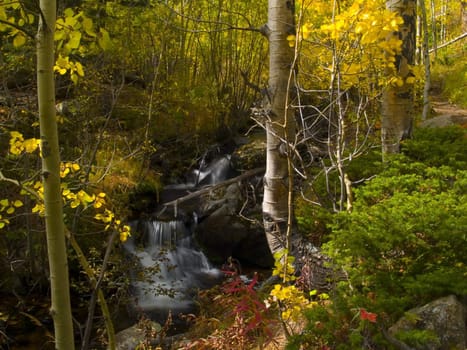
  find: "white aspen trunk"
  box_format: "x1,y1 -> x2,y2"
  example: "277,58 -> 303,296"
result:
420,0 -> 431,121
381,0 -> 416,156
37,0 -> 75,348
430,0 -> 437,58
263,0 -> 296,256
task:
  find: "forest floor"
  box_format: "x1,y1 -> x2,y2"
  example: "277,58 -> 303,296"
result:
419,94 -> 467,128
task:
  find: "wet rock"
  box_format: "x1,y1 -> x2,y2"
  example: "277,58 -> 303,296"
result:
115,321 -> 161,350
389,295 -> 467,350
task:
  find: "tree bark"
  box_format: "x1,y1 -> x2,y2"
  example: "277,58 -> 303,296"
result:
419,0 -> 431,121
263,0 -> 296,257
37,0 -> 75,348
381,0 -> 416,156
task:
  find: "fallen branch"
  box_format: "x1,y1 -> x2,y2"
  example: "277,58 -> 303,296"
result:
159,167 -> 264,216
430,32 -> 467,53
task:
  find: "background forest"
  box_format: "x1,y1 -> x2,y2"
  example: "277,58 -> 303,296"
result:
0,0 -> 466,349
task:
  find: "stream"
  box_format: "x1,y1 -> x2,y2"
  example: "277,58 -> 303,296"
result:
122,153 -> 236,324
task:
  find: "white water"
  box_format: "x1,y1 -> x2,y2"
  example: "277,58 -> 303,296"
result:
124,153 -> 234,319
124,220 -> 222,316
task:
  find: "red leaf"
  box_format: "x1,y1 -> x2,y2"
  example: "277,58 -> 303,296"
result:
359,308 -> 377,323
246,273 -> 258,292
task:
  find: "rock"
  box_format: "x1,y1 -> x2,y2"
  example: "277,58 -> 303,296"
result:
195,182 -> 273,267
115,321 -> 162,350
389,295 -> 467,350
419,115 -> 467,128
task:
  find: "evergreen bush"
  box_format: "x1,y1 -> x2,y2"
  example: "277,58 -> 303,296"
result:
294,127 -> 467,348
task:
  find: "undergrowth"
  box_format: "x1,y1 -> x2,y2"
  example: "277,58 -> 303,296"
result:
181,126 -> 466,350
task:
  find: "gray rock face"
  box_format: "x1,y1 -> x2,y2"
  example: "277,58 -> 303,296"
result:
389,295 -> 467,350
195,182 -> 273,267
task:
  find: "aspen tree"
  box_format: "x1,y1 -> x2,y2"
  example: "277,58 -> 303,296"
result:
381,0 -> 417,155
37,0 -> 75,348
262,0 -> 296,257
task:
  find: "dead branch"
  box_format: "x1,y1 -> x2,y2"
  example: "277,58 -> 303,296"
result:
429,32 -> 467,52
161,167 -> 265,210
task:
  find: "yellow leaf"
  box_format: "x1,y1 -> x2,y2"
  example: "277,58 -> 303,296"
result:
66,31 -> 81,49
10,131 -> 23,139
406,76 -> 416,84
71,163 -> 80,171
0,199 -> 9,208
64,8 -> 75,18
120,231 -> 129,242
23,138 -> 39,153
75,62 -> 84,77
71,73 -> 78,85
55,30 -> 66,41
13,34 -> 26,47
13,200 -> 23,208
6,207 -> 14,214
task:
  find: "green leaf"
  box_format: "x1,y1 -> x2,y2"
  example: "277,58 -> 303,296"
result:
82,17 -> 96,37
98,28 -> 112,50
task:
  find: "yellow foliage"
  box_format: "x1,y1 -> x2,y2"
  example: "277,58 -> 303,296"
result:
268,250 -> 317,324
4,132 -> 130,242
9,131 -> 40,155
296,0 -> 405,93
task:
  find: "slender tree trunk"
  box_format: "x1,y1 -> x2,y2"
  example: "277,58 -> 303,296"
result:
430,0 -> 437,58
381,0 -> 416,156
419,0 -> 431,121
262,0 -> 296,257
37,0 -> 75,348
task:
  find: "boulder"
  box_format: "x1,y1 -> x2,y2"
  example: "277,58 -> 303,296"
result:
115,321 -> 161,350
389,295 -> 467,350
419,115 -> 467,128
195,182 -> 273,267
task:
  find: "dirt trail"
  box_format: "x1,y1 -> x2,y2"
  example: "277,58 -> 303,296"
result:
419,95 -> 467,128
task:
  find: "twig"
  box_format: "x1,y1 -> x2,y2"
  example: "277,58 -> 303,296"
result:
80,230 -> 118,350
66,230 -> 116,350
381,326 -> 415,350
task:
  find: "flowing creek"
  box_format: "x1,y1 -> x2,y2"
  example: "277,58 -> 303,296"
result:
123,153 -> 236,324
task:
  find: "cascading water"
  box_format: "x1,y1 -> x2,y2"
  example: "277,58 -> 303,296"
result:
124,154 -> 235,322
123,220 -> 221,320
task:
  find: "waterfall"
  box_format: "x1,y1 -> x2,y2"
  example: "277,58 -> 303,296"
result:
124,153 -> 235,321
123,220 -> 222,319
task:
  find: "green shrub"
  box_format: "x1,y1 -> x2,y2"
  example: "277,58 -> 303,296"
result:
401,126 -> 467,168
293,127 -> 467,348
